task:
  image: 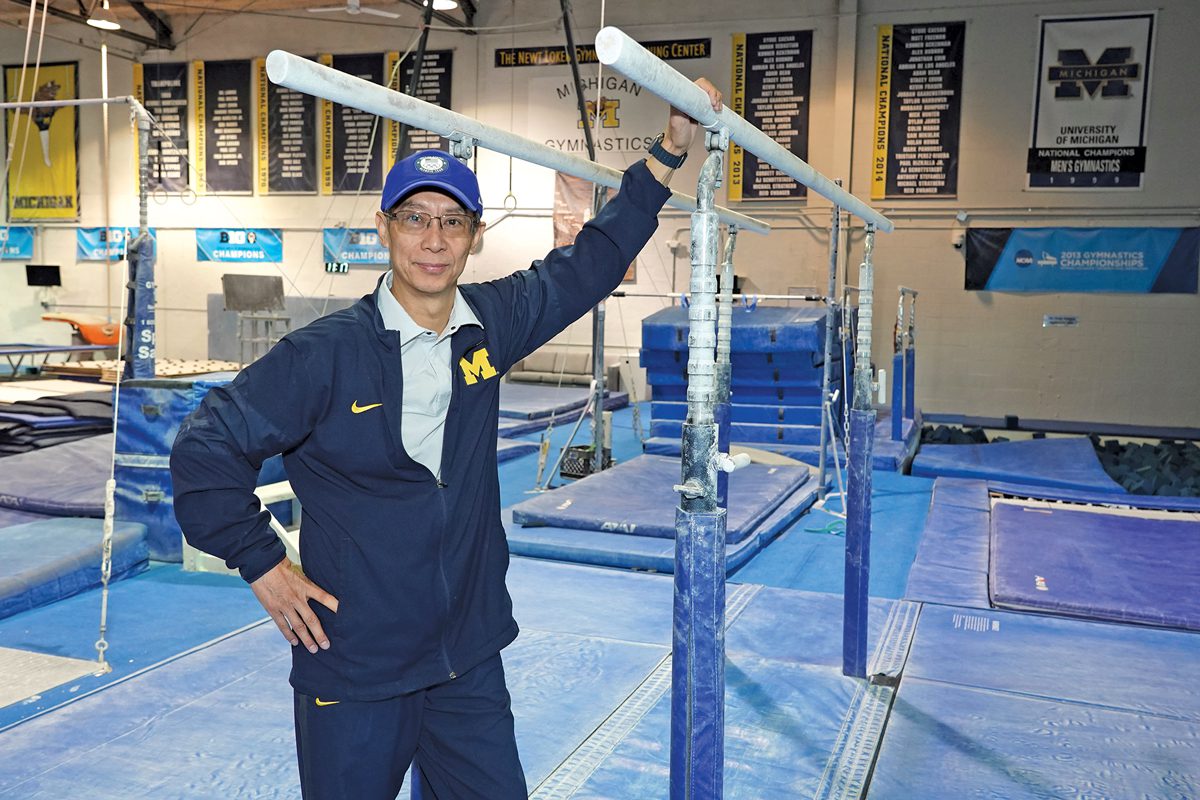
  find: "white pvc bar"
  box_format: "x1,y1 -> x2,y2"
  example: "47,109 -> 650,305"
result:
265,51 -> 769,235
595,27 -> 894,233
0,95 -> 151,120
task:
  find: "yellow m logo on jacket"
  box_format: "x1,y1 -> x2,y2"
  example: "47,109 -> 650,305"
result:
459,347 -> 498,385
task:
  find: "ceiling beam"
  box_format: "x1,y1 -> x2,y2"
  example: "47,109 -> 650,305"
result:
121,0 -> 173,49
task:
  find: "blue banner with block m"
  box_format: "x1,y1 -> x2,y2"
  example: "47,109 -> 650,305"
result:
965,227 -> 1198,293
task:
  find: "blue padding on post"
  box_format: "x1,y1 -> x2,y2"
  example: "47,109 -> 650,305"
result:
510,454 -> 810,544
650,420 -> 821,446
0,434 -> 111,516
498,383 -> 616,420
115,375 -> 239,455
911,437 -> 1125,493
904,603 -> 1200,723
0,518 -> 148,619
989,502 -> 1200,630
843,408 -> 875,677
642,305 -> 827,352
651,401 -> 822,426
496,438 -> 538,463
871,677 -> 1200,799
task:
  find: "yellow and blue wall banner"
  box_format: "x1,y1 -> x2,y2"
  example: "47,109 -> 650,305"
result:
195,228 -> 283,263
76,227 -> 159,262
322,228 -> 388,266
0,225 -> 35,259
3,62 -> 79,221
965,227 -> 1198,293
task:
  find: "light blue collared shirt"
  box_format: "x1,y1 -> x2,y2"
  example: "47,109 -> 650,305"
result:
377,272 -> 483,479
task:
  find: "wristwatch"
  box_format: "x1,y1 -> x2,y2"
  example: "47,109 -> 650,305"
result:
648,133 -> 688,169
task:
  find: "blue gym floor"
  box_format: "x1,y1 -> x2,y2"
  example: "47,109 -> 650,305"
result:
1,403 -> 1197,798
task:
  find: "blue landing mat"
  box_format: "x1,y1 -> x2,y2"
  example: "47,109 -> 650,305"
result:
911,436 -> 1125,493
0,434 -> 110,516
504,476 -> 817,574
510,453 -> 810,544
641,305 -> 828,353
990,502 -> 1200,631
498,382 -> 613,420
496,437 -> 537,463
496,392 -> 629,437
872,602 -> 1200,799
0,518 -> 148,620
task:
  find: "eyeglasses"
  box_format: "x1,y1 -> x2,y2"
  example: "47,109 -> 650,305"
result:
382,208 -> 477,239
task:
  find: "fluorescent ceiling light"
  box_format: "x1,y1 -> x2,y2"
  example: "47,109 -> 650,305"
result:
428,0 -> 458,9
87,0 -> 121,30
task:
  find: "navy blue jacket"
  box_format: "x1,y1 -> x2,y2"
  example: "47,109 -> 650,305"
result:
171,162 -> 670,700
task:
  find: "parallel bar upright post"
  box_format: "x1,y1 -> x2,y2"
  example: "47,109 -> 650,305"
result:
671,140 -> 727,800
817,194 -> 841,498
844,226 -> 877,679
715,227 -> 737,509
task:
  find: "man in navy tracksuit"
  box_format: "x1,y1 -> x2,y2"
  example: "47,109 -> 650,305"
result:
171,80 -> 722,799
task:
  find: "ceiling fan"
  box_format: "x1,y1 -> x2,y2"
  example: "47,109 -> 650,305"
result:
306,0 -> 401,19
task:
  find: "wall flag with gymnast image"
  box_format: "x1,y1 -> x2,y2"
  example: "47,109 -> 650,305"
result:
3,61 -> 79,221
196,228 -> 283,263
193,59 -> 254,195
134,61 -> 191,194
0,225 -> 35,259
965,227 -> 1199,294
1027,13 -> 1155,189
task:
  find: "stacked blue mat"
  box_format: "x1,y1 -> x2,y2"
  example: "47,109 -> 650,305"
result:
504,453 -> 819,572
639,305 -> 840,464
0,434 -> 149,619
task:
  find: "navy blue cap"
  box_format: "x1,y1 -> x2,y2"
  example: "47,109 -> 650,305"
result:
381,150 -> 483,215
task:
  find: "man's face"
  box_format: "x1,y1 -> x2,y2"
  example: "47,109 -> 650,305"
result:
375,189 -> 484,304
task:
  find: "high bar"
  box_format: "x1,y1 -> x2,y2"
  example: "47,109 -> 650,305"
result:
264,51 -> 770,235
594,27 -> 894,233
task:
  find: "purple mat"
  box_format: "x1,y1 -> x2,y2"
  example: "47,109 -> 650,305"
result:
989,502 -> 1200,631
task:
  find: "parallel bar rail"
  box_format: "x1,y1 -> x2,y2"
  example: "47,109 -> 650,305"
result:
594,27 -> 894,233
264,51 -> 770,234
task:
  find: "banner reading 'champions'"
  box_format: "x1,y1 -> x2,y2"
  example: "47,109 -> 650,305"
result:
3,62 -> 79,221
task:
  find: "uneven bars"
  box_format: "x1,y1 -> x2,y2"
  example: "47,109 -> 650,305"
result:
0,95 -> 152,121
595,27 -> 894,233
264,51 -> 770,235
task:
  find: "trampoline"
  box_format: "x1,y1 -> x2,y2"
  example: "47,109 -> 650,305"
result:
906,477 -> 1200,632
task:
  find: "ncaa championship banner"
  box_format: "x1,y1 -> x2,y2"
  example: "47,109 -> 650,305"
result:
0,225 -> 35,259
1028,13 -> 1155,189
3,62 -> 79,221
965,227 -> 1198,294
322,228 -> 388,266
196,228 -> 283,263
76,226 -> 159,262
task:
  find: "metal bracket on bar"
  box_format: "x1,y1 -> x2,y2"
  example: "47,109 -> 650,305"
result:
448,134 -> 476,164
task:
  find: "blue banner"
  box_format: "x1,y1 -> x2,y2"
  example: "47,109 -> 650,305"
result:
196,228 -> 283,263
965,227 -> 1198,294
76,226 -> 159,262
322,227 -> 388,266
0,226 -> 34,259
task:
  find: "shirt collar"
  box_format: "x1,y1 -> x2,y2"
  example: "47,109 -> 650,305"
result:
378,271 -> 482,345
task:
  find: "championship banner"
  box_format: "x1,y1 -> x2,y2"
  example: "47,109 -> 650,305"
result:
965,227 -> 1198,293
194,59 -> 253,194
331,53 -> 385,194
871,22 -> 964,199
76,226 -> 159,261
322,228 -> 388,266
496,38 -> 710,68
1028,13 -> 1155,189
133,61 -> 190,193
256,56 -> 317,194
3,62 -> 79,221
319,54 -> 334,195
728,31 -> 811,201
196,228 -> 283,263
0,225 -> 34,259
387,50 -> 453,167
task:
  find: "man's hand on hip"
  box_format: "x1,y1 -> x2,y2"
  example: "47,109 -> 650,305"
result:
251,557 -> 339,653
